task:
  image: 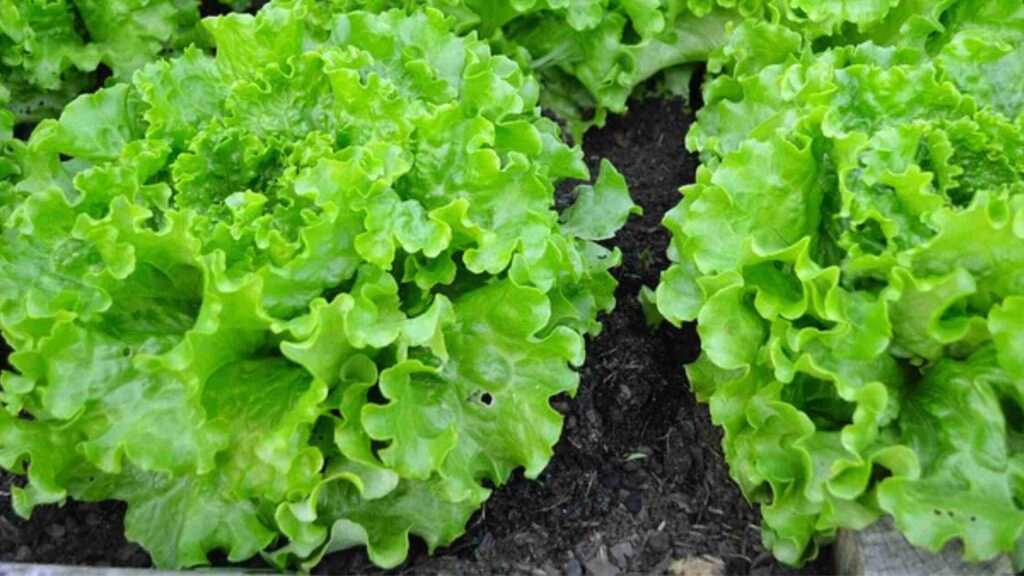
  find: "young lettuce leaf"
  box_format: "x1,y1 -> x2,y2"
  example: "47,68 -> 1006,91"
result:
656,0 -> 1024,567
0,0 -> 637,569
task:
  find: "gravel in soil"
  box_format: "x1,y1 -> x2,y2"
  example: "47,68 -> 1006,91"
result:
0,98 -> 833,575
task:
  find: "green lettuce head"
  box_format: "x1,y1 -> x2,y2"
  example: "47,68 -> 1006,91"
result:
334,0 -> 997,139
331,0 -> 746,138
0,0 -> 240,127
0,0 -> 637,569
656,0 -> 1024,567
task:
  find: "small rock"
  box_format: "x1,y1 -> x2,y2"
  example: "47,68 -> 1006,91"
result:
609,541 -> 636,567
667,556 -> 726,576
585,553 -> 621,576
84,512 -> 102,527
649,530 -> 671,553
15,545 -> 31,562
565,557 -> 584,576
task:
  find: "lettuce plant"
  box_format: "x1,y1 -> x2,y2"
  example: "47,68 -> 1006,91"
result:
338,0 -> 742,136
337,0 -> 983,139
655,0 -> 1024,566
0,0 -> 637,569
0,0 -> 242,128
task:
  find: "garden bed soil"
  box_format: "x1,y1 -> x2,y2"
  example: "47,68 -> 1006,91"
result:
0,98 -> 833,575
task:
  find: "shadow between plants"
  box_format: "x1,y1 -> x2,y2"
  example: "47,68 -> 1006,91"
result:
0,97 -> 833,575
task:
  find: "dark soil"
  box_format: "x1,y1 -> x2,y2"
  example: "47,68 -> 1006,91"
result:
0,98 -> 833,574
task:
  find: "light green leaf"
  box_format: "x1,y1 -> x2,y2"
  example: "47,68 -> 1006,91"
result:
561,159 -> 641,241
